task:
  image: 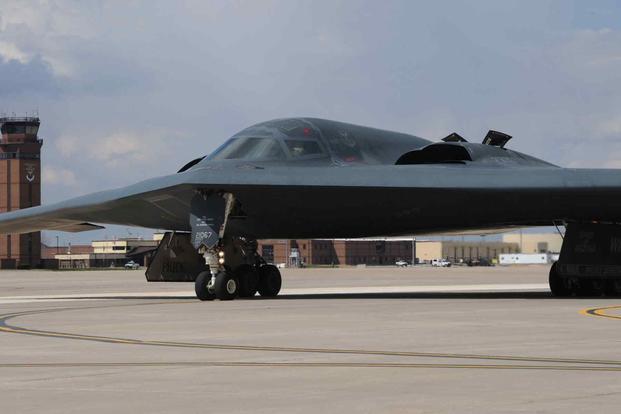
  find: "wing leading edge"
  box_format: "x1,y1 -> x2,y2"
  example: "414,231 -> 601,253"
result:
1,165 -> 621,237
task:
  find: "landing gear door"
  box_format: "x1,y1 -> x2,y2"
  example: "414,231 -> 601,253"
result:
557,223 -> 621,278
145,232 -> 206,282
190,193 -> 228,250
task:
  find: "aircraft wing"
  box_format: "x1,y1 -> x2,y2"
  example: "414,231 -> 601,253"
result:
1,165 -> 621,238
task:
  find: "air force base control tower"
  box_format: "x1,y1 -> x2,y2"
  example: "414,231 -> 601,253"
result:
0,117 -> 42,268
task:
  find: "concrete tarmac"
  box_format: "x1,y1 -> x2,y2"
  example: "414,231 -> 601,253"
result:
1,265 -> 620,413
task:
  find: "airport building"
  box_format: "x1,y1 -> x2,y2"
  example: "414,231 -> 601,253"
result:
41,238 -> 160,269
501,232 -> 563,254
92,239 -> 159,255
257,238 -> 520,267
415,240 -> 519,263
258,238 -> 415,267
0,117 -> 42,268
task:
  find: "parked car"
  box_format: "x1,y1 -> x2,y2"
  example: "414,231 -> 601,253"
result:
431,259 -> 451,267
467,258 -> 494,267
124,260 -> 140,269
395,260 -> 409,267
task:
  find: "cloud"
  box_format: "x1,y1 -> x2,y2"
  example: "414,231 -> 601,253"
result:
596,117 -> 621,136
42,166 -> 78,188
0,56 -> 58,97
0,40 -> 30,63
0,0 -> 99,77
56,129 -> 180,168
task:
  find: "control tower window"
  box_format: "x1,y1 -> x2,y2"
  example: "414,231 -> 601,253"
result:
3,125 -> 26,134
285,140 -> 324,158
214,137 -> 286,161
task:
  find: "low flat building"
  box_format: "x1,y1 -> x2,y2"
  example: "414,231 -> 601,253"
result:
92,239 -> 159,254
41,237 -> 160,269
41,243 -> 93,269
258,238 -> 414,267
416,240 -> 519,263
258,238 -> 518,267
502,232 -> 563,254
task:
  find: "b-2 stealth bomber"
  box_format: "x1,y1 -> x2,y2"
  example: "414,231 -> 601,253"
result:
1,118 -> 620,300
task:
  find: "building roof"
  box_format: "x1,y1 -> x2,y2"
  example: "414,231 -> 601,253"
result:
126,246 -> 157,257
41,244 -> 94,259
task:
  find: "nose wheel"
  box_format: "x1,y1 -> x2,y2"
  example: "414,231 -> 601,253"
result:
214,271 -> 239,300
195,270 -> 216,301
195,269 -> 239,300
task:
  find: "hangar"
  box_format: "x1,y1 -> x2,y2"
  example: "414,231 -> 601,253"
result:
415,240 -> 519,264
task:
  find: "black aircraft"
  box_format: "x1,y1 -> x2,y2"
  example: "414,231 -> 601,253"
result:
1,118 -> 620,300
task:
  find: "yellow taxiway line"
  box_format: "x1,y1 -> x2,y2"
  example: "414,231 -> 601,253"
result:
580,305 -> 621,320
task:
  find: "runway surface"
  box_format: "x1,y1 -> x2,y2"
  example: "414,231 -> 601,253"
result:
1,265 -> 621,413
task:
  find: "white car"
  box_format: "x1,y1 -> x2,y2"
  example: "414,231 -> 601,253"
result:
431,259 -> 451,267
395,260 -> 409,267
124,260 -> 140,269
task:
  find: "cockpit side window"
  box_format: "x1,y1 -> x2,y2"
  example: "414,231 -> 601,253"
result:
213,137 -> 286,161
316,123 -> 368,163
284,140 -> 324,158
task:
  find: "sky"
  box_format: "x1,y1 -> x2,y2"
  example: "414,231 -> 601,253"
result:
1,0 -> 621,245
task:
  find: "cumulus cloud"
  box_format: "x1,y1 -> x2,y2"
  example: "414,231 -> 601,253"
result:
0,0 -> 98,77
56,129 -> 180,168
42,166 -> 78,188
0,40 -> 30,63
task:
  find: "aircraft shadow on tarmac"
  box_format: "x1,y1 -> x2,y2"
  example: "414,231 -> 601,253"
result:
65,291 -> 616,301
270,291 -> 554,300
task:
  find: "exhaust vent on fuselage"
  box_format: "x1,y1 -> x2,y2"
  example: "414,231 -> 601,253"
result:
395,143 -> 472,165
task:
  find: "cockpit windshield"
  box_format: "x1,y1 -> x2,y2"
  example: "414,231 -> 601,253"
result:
209,119 -> 329,162
204,118 -> 429,165
211,137 -> 287,161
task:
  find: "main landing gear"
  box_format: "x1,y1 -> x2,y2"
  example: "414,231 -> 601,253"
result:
549,222 -> 621,298
549,263 -> 621,297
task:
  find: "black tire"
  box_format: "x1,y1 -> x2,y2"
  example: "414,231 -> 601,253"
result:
195,270 -> 216,301
549,263 -> 571,297
258,264 -> 282,297
576,278 -> 603,297
603,279 -> 618,297
214,271 -> 238,301
236,265 -> 259,298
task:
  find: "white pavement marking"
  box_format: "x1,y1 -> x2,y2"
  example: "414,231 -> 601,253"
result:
0,283 -> 549,304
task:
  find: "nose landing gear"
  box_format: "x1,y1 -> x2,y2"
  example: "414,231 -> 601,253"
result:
194,262 -> 282,301
190,191 -> 282,301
